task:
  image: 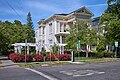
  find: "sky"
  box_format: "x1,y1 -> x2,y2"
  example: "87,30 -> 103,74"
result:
0,0 -> 107,29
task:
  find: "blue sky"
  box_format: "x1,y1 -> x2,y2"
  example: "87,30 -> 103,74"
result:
0,0 -> 107,29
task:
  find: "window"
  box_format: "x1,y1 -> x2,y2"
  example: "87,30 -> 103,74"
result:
43,27 -> 45,34
62,36 -> 66,44
49,39 -> 52,44
81,10 -> 85,13
49,23 -> 52,34
60,23 -> 62,32
43,40 -> 45,44
64,24 -> 66,32
39,28 -> 41,35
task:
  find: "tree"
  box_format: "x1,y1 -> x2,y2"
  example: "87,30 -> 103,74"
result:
41,47 -> 46,56
27,12 -> 34,29
27,12 -> 35,42
65,20 -> 98,57
0,20 -> 35,54
100,0 -> 120,44
52,43 -> 59,54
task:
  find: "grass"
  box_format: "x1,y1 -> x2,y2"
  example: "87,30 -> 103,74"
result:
0,60 -> 2,64
75,57 -> 120,63
18,61 -> 71,68
17,58 -> 120,68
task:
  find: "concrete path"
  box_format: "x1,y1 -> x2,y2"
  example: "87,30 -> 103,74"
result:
0,56 -> 19,68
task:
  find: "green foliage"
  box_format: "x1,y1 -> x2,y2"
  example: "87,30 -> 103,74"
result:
100,0 -> 120,44
41,47 -> 46,56
27,12 -> 34,29
0,20 -> 35,54
65,20 -> 97,51
95,51 -> 104,58
27,12 -> 35,43
103,51 -> 115,58
52,43 -> 59,54
90,50 -> 114,58
96,42 -> 106,52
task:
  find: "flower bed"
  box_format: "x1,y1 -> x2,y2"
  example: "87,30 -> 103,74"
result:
9,53 -> 71,63
46,54 -> 71,61
34,54 -> 44,62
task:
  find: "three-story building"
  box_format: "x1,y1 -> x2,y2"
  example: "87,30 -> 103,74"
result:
36,6 -> 94,54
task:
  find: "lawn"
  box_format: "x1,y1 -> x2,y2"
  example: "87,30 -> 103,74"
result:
75,57 -> 120,63
18,58 -> 120,68
18,61 -> 71,68
0,61 -> 1,64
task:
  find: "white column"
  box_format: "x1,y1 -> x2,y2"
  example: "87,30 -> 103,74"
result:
58,22 -> 60,32
60,46 -> 62,54
27,45 -> 29,54
60,36 -> 62,44
55,21 -> 57,34
62,46 -> 64,54
18,46 -> 21,54
87,44 -> 89,51
14,46 -> 17,53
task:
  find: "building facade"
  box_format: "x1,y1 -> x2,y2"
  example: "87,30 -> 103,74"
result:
35,7 -> 94,54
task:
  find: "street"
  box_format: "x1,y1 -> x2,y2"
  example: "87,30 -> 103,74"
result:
0,62 -> 120,80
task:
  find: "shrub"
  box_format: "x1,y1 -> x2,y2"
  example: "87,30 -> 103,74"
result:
46,54 -> 56,61
64,51 -> 71,54
12,54 -> 33,62
9,53 -> 16,60
9,53 -> 71,62
34,54 -> 44,62
24,54 -> 33,62
74,52 -> 86,57
59,54 -> 71,61
46,54 -> 71,61
103,51 -> 115,58
9,53 -> 21,62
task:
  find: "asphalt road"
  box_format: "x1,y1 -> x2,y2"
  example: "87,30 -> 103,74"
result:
0,62 -> 120,80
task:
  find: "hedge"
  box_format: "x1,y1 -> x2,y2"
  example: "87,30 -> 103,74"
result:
9,53 -> 71,63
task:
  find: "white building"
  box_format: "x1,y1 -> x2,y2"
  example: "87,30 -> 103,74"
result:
35,7 -> 94,54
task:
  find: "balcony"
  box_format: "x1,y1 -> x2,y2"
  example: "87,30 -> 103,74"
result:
58,43 -> 67,46
55,31 -> 70,36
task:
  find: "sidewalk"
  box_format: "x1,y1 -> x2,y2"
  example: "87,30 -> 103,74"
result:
0,56 -> 19,68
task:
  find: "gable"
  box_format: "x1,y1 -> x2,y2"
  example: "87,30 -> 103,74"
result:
73,7 -> 94,16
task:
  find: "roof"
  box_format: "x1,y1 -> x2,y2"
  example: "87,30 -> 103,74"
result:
92,17 -> 100,22
38,6 -> 94,24
70,6 -> 94,16
55,14 -> 68,16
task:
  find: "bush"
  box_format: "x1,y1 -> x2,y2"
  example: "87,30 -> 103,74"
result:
103,51 -> 115,58
9,53 -> 33,62
34,54 -> 44,62
64,51 -> 71,54
9,53 -> 71,62
24,54 -> 33,62
9,53 -> 21,62
90,50 -> 115,58
74,52 -> 86,57
59,54 -> 71,61
46,54 -> 56,61
46,54 -> 71,61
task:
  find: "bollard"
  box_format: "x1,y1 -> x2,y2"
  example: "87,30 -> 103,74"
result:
71,50 -> 75,62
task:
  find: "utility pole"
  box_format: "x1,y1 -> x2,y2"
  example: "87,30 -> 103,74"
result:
25,39 -> 27,64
